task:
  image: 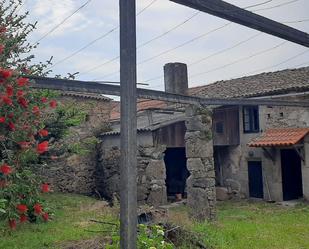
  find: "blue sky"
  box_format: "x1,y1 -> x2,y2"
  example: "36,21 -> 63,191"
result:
22,0 -> 309,91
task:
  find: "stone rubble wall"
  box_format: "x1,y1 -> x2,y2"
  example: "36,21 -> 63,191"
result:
96,142 -> 167,206
185,105 -> 216,220
38,96 -> 111,195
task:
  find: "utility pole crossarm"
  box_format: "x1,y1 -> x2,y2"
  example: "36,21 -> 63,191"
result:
170,0 -> 309,48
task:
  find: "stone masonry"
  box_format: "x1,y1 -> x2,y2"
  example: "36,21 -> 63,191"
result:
185,105 -> 216,220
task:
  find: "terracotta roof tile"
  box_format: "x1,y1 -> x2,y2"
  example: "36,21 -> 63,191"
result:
248,128 -> 309,147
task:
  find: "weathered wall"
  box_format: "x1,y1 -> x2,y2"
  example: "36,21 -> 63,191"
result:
39,95 -> 111,195
217,94 -> 309,201
185,105 -> 216,220
96,132 -> 167,206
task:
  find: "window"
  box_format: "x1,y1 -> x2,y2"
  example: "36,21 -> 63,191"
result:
243,106 -> 259,133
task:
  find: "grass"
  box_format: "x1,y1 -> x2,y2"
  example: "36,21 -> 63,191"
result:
168,200 -> 309,249
0,193 -> 117,249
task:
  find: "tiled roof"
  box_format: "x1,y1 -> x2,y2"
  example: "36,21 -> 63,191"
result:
248,128 -> 309,147
110,99 -> 167,121
60,91 -> 111,101
189,66 -> 309,98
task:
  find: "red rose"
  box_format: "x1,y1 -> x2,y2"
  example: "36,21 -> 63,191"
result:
37,141 -> 48,154
0,44 -> 4,54
2,95 -> 12,105
18,97 -> 28,108
17,77 -> 29,87
49,100 -> 57,108
42,212 -> 49,222
6,85 -> 13,97
17,90 -> 24,97
0,117 -> 5,123
8,121 -> 15,131
38,129 -> 48,137
41,97 -> 48,103
32,106 -> 40,115
0,69 -> 13,79
16,204 -> 28,213
8,219 -> 17,230
19,214 -> 28,223
41,183 -> 49,193
0,163 -> 12,175
33,203 -> 42,214
8,113 -> 13,119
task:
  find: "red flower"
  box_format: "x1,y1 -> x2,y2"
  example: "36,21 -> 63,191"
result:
38,129 -> 48,137
0,44 -> 4,54
0,163 -> 12,175
19,214 -> 28,223
32,106 -> 40,115
49,100 -> 57,108
2,95 -> 12,105
18,97 -> 28,108
6,85 -> 13,97
8,121 -> 15,131
33,203 -> 42,214
37,141 -> 48,154
42,212 -> 49,222
41,183 -> 50,193
0,69 -> 13,79
16,204 -> 28,213
17,77 -> 29,87
17,90 -> 24,97
8,219 -> 17,230
0,117 -> 5,123
8,113 -> 13,119
41,97 -> 48,103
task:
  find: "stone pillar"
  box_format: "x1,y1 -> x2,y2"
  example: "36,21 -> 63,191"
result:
185,105 -> 216,220
302,135 -> 309,200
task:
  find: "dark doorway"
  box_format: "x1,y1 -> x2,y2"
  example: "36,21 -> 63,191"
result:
248,161 -> 263,198
281,149 -> 303,201
164,147 -> 189,198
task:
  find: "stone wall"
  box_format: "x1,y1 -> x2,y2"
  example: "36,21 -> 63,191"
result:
96,133 -> 167,206
39,94 -> 111,195
185,105 -> 216,220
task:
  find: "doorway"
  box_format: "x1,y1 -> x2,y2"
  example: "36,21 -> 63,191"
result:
248,161 -> 263,198
164,147 -> 189,199
281,149 -> 303,201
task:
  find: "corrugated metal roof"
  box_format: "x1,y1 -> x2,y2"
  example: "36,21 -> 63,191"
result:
248,128 -> 309,147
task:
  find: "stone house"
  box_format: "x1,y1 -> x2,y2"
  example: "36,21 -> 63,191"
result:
97,64 -> 309,212
190,66 -> 309,202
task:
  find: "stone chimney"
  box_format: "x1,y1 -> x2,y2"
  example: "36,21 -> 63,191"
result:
164,62 -> 188,95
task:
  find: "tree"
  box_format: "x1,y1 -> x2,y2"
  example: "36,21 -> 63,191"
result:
0,0 -> 56,229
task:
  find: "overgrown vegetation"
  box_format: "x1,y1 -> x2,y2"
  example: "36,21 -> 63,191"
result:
168,200 -> 309,249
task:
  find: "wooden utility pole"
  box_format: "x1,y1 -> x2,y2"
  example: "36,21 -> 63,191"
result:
170,0 -> 309,48
119,0 -> 137,248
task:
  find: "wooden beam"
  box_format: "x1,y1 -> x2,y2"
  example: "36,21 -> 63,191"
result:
170,0 -> 309,48
29,76 -> 309,107
119,0 -> 137,248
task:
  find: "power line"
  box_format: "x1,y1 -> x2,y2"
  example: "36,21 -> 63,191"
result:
190,41 -> 287,79
245,49 -> 309,75
252,0 -> 299,11
84,0 -> 277,77
33,0 -> 93,45
48,0 -> 159,73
